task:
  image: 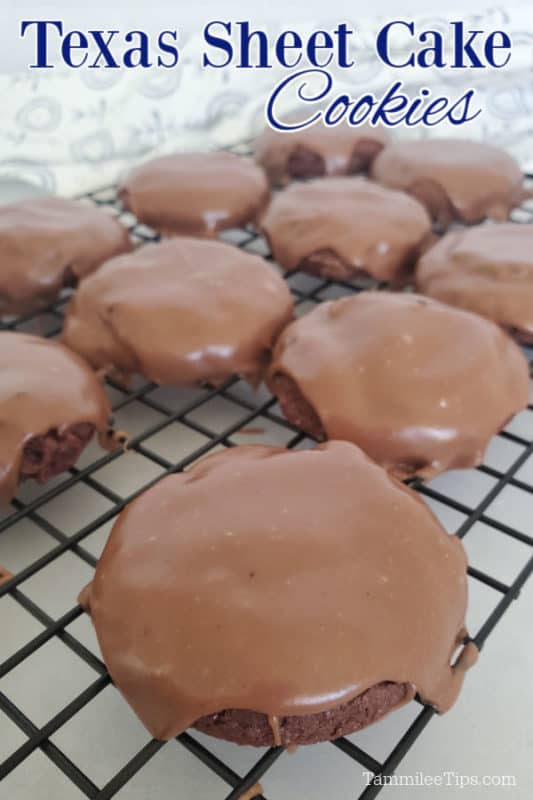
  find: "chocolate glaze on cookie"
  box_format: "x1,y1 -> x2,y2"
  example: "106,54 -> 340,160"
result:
260,178 -> 432,283
119,151 -> 269,237
0,196 -> 131,316
268,293 -> 529,480
0,332 -> 112,504
371,139 -> 529,228
62,238 -> 293,386
80,442 -> 476,743
194,682 -> 412,746
255,121 -> 390,187
417,223 -> 533,344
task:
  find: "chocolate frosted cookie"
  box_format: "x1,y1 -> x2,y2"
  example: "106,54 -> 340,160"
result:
0,332 -> 112,504
0,196 -> 131,316
80,441 -> 476,744
254,121 -> 390,187
119,151 -> 269,237
417,223 -> 533,345
371,139 -> 529,228
260,178 -> 431,283
62,238 -> 293,386
268,293 -> 529,480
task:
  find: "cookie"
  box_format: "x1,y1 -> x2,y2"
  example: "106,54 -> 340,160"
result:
371,139 -> 529,228
255,121 -> 390,187
0,332 -> 112,504
268,292 -> 529,480
0,196 -> 131,316
62,237 -> 293,386
260,177 -> 431,283
80,441 -> 476,744
119,151 -> 269,237
417,223 -> 533,344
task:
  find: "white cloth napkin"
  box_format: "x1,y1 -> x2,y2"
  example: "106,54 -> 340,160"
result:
1,6 -> 533,195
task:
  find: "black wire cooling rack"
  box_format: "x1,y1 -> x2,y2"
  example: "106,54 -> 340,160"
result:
1,153 -> 533,800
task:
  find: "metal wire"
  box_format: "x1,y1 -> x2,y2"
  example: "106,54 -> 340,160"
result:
1,164 -> 532,799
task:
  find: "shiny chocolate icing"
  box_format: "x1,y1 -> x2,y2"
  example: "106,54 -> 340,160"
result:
0,196 -> 131,316
255,121 -> 390,186
119,151 -> 270,237
260,177 -> 432,282
269,292 -> 529,479
0,332 -> 111,504
371,139 -> 529,226
62,237 -> 294,386
81,441 -> 476,740
417,223 -> 533,342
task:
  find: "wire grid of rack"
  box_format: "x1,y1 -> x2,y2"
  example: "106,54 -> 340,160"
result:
0,151 -> 533,800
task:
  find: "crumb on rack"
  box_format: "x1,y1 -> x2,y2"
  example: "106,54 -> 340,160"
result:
238,783 -> 263,800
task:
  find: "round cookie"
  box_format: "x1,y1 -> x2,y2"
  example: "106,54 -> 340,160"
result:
268,292 -> 529,480
62,237 -> 294,386
260,178 -> 432,283
417,223 -> 533,345
0,196 -> 131,316
80,441 -> 476,744
0,332 -> 112,505
119,151 -> 270,237
371,139 -> 529,228
254,121 -> 390,187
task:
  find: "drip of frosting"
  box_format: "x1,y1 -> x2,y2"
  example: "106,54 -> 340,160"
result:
268,715 -> 282,746
82,441 -> 476,740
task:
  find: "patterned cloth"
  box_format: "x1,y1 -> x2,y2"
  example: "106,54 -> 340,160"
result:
1,6 -> 533,195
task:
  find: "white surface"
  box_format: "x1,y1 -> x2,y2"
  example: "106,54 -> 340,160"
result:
3,3 -> 533,196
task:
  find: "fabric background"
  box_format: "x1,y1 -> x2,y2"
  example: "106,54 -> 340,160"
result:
1,6 -> 532,195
